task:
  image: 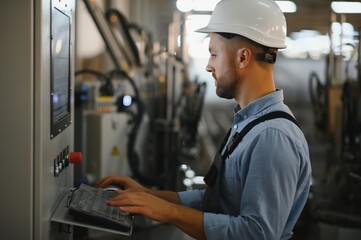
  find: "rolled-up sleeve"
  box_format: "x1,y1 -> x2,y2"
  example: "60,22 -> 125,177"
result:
178,189 -> 205,210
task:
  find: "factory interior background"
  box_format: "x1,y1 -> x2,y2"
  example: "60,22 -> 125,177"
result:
1,0 -> 361,239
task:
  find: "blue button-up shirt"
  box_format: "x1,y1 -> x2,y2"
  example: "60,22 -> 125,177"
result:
178,90 -> 311,240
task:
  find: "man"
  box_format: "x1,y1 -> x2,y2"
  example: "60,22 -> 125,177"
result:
97,0 -> 312,239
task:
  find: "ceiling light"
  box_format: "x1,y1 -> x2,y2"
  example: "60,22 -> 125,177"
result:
176,0 -> 193,13
331,1 -> 361,13
275,1 -> 297,13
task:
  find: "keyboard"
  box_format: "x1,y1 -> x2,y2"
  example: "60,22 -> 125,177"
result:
69,183 -> 132,232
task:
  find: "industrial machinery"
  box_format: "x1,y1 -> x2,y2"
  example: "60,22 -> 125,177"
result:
307,9 -> 361,240
74,0 -> 206,194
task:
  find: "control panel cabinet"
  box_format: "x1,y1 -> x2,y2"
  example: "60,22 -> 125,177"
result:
0,0 -> 76,239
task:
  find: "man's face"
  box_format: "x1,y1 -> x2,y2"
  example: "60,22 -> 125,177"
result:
206,33 -> 239,99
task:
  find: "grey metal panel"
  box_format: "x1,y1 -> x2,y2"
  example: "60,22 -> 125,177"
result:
84,112 -> 130,183
33,0 -> 76,239
0,0 -> 76,239
0,1 -> 34,239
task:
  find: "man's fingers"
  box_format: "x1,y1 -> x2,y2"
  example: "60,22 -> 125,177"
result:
96,176 -> 126,187
96,176 -> 114,187
107,192 -> 148,207
119,206 -> 143,215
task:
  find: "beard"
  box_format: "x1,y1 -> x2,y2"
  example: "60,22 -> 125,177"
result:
215,76 -> 237,100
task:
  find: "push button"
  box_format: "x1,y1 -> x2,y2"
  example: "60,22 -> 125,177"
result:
68,152 -> 83,164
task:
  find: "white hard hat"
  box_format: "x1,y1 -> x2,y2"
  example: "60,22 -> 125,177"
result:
197,0 -> 287,49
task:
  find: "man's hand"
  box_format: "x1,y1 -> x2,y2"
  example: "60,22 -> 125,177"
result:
106,191 -> 206,240
107,191 -> 176,223
96,175 -> 206,240
96,175 -> 149,193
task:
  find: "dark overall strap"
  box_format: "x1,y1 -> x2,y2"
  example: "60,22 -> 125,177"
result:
202,111 -> 299,213
223,111 -> 299,161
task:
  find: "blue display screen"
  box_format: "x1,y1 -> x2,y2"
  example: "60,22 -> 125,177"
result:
51,7 -> 71,138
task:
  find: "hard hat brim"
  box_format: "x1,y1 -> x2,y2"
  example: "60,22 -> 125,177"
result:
196,25 -> 287,49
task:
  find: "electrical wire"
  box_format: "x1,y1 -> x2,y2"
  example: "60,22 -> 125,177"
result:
107,69 -> 161,187
75,69 -> 114,96
308,71 -> 328,131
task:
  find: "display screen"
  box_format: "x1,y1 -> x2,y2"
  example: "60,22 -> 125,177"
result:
51,7 -> 71,138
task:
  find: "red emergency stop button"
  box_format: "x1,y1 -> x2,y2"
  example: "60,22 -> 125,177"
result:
69,152 -> 83,164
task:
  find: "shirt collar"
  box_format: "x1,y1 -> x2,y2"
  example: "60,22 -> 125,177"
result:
233,89 -> 284,120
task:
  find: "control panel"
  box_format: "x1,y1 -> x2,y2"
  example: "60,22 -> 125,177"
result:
53,146 -> 83,177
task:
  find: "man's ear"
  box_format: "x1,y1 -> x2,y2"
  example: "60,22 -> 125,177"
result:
238,48 -> 251,69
